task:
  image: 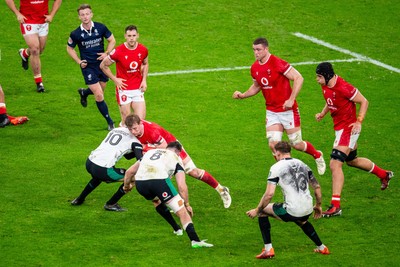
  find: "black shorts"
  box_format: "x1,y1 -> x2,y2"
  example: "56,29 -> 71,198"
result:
273,203 -> 311,222
86,158 -> 125,183
136,179 -> 178,203
81,62 -> 109,85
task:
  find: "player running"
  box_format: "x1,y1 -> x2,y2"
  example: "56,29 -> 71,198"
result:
315,62 -> 394,217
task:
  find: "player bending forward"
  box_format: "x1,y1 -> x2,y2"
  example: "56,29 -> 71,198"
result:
247,141 -> 330,259
124,141 -> 213,248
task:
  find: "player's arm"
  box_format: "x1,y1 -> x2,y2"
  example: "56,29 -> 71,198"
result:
283,67 -> 304,109
246,179 -> 277,219
45,0 -> 62,23
5,0 -> 26,23
308,171 -> 323,219
66,41 -> 86,67
124,142 -> 143,160
139,56 -> 149,92
315,103 -> 329,122
147,137 -> 167,149
349,91 -> 368,134
232,80 -> 261,99
100,55 -> 127,90
97,34 -> 116,61
123,161 -> 140,192
352,90 -> 368,124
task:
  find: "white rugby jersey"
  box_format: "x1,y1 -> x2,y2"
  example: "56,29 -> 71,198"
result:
88,127 -> 141,168
135,149 -> 184,181
268,158 -> 314,217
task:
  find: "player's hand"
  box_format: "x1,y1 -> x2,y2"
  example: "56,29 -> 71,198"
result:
16,13 -> 27,24
283,99 -> 294,110
232,91 -> 243,99
96,52 -> 108,61
79,60 -> 88,69
123,182 -> 135,193
313,205 -> 322,219
186,205 -> 193,217
140,81 -> 147,92
315,113 -> 324,122
115,78 -> 128,90
246,208 -> 258,219
350,122 -> 362,135
44,14 -> 54,23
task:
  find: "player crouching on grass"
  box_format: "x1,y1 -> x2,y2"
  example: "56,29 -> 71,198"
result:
124,141 -> 213,248
246,141 -> 330,259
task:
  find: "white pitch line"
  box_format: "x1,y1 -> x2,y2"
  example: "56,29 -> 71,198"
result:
293,32 -> 400,74
148,58 -> 362,77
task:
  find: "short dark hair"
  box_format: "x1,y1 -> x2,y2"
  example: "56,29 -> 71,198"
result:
77,4 -> 91,13
125,114 -> 141,128
125,25 -> 138,33
274,141 -> 291,154
167,141 -> 182,152
253,37 -> 269,47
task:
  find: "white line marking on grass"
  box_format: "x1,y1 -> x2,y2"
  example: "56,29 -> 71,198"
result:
148,58 -> 361,77
293,32 -> 400,74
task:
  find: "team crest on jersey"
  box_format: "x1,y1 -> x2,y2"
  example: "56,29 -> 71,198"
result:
94,29 -> 99,36
267,69 -> 271,75
87,74 -> 92,81
162,192 -> 169,198
121,95 -> 127,102
81,33 -> 85,38
26,25 -> 32,31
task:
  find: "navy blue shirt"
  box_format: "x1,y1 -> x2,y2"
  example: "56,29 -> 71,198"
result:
68,21 -> 112,64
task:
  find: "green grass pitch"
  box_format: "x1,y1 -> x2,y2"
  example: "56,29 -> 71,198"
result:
0,0 -> 399,266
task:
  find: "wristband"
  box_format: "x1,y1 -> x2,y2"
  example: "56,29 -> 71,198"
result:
184,202 -> 190,207
357,116 -> 364,123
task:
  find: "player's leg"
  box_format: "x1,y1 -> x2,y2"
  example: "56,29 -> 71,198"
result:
345,149 -> 393,190
23,33 -> 45,92
87,81 -> 114,130
71,160 -> 104,205
130,91 -> 146,120
152,199 -> 182,235
130,101 -> 146,120
184,156 -> 231,208
284,107 -> 325,175
0,86 -> 10,127
255,203 -> 279,259
103,167 -> 128,211
323,146 -> 349,217
295,220 -> 330,255
119,103 -> 131,127
167,195 -> 213,248
265,111 -> 284,160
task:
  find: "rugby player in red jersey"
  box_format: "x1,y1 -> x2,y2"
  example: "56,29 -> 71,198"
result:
6,0 -> 62,92
233,37 -> 326,175
315,62 -> 394,217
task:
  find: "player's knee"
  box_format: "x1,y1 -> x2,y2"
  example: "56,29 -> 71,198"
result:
345,149 -> 358,164
267,131 -> 282,148
330,149 -> 347,162
288,131 -> 303,147
29,46 -> 40,56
